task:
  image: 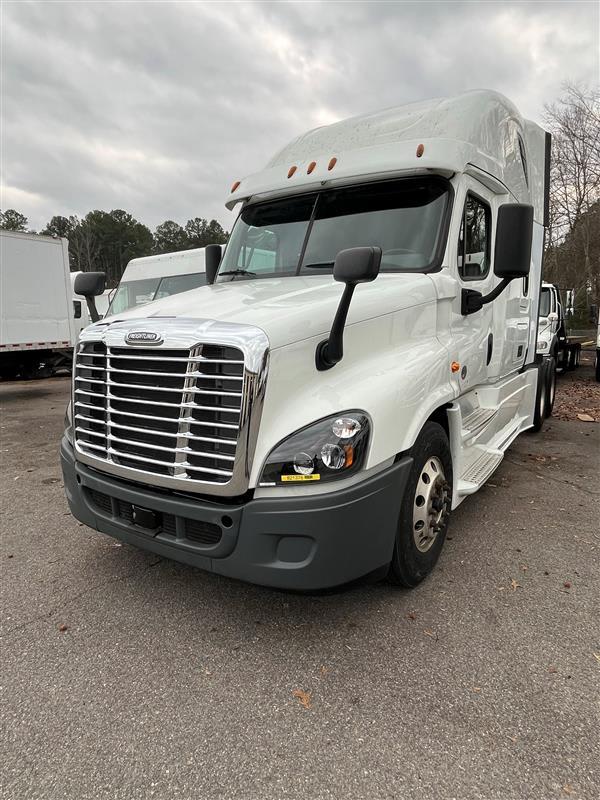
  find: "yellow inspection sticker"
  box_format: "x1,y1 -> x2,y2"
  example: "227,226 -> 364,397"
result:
281,474 -> 321,482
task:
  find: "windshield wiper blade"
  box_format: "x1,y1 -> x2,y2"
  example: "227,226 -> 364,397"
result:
218,269 -> 257,278
302,262 -> 334,269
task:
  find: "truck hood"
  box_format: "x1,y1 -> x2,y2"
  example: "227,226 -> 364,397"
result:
103,274 -> 436,350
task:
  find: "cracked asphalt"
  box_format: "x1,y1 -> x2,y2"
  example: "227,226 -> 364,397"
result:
1,357 -> 599,800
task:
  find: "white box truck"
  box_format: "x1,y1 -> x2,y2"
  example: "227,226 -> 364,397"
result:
0,231 -> 77,379
106,247 -> 207,317
62,90 -> 555,590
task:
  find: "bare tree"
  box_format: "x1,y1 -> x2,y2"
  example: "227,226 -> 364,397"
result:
544,84 -> 600,307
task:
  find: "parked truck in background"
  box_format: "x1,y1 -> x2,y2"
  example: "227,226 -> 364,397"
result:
536,281 -> 582,373
0,231 -> 78,379
63,90 -> 555,591
107,247 -> 207,317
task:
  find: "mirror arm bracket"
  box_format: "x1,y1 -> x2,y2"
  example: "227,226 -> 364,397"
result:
461,277 -> 511,315
315,283 -> 356,371
85,297 -> 100,323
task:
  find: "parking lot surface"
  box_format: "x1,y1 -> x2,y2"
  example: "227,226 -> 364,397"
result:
1,359 -> 599,800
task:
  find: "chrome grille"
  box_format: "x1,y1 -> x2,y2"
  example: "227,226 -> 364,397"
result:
74,342 -> 245,486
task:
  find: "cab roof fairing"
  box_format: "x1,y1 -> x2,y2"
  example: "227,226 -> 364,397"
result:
225,90 -> 548,224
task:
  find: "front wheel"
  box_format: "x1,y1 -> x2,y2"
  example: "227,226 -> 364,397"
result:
388,422 -> 452,588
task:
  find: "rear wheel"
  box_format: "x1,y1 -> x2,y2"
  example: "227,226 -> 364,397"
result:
388,422 -> 452,588
532,361 -> 549,432
567,344 -> 580,371
544,356 -> 556,417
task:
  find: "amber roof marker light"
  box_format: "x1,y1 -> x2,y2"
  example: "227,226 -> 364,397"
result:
230,180 -> 241,193
416,144 -> 425,158
307,161 -> 317,174
287,165 -> 297,178
328,157 -> 337,171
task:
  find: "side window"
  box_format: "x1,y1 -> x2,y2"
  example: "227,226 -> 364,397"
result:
457,194 -> 491,281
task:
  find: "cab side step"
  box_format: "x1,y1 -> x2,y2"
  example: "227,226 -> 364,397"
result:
457,447 -> 503,496
461,407 -> 498,441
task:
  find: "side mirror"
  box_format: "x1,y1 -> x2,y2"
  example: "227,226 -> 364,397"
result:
462,204 -> 534,315
205,244 -> 222,285
494,203 -> 534,279
73,271 -> 106,323
547,311 -> 559,322
73,271 -> 106,298
316,246 -> 382,371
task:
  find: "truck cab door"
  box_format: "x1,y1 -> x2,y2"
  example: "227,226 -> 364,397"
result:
450,182 -> 495,389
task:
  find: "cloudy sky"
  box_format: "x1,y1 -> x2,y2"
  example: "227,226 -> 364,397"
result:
2,0 -> 599,233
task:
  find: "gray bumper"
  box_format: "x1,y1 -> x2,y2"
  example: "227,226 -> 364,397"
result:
61,437 -> 412,590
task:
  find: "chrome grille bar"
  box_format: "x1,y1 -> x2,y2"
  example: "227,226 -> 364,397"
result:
73,339 -> 248,488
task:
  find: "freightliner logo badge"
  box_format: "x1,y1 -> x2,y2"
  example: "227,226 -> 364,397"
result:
125,331 -> 164,345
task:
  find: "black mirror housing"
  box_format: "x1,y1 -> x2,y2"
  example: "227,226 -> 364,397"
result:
333,246 -> 382,285
494,204 -> 534,280
205,244 -> 222,285
73,271 -> 106,298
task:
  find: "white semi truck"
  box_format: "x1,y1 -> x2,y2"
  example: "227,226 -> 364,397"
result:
0,231 -> 78,379
107,247 -> 207,317
536,281 -> 582,373
62,90 -> 555,590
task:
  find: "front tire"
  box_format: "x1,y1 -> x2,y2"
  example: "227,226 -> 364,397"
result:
388,422 -> 452,588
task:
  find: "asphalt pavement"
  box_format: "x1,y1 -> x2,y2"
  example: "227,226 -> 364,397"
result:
1,360 -> 599,800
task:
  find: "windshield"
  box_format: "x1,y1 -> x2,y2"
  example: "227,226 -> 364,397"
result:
217,177 -> 451,281
108,271 -> 207,315
539,288 -> 551,318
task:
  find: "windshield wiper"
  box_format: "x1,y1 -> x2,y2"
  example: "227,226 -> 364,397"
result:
218,269 -> 257,279
302,261 -> 334,269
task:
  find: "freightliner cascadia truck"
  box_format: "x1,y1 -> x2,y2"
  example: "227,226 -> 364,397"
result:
62,90 -> 553,590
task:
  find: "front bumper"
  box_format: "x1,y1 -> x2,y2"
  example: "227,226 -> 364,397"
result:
61,437 -> 412,590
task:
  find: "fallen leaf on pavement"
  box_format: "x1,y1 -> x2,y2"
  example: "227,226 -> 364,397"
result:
423,629 -> 436,638
576,413 -> 595,422
563,785 -> 575,795
548,666 -> 558,674
320,666 -> 329,677
593,653 -> 600,663
563,581 -> 571,589
407,611 -> 416,620
292,689 -> 312,709
58,624 -> 68,633
510,578 -> 520,591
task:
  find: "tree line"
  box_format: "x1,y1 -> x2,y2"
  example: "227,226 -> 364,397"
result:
0,209 -> 228,287
543,84 -> 599,326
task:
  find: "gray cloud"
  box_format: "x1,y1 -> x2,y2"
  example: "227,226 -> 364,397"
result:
2,0 -> 598,233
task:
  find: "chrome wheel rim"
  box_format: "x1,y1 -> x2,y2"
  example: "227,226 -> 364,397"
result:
412,456 -> 450,553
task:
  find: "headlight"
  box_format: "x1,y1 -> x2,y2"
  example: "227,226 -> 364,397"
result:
64,400 -> 73,444
259,412 -> 370,486
537,339 -> 548,351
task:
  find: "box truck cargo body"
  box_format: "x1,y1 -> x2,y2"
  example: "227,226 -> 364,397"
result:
62,90 -> 554,591
1,231 -> 76,378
